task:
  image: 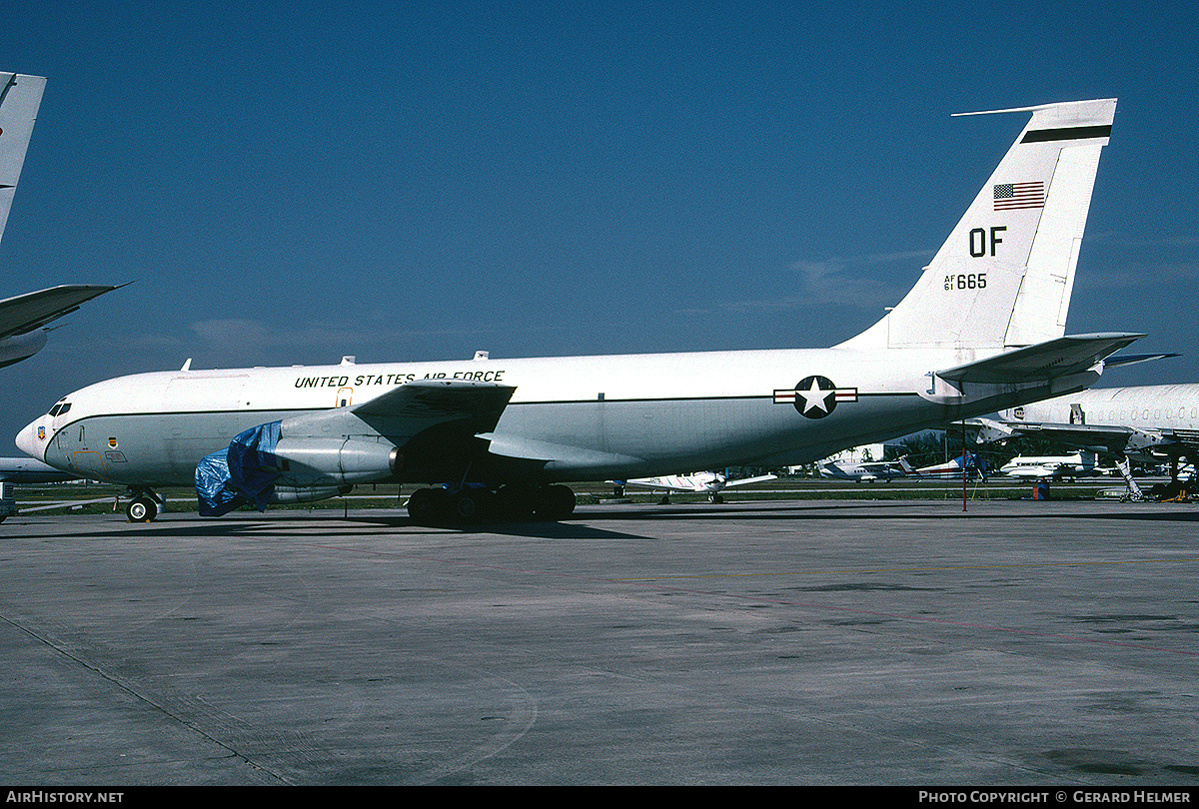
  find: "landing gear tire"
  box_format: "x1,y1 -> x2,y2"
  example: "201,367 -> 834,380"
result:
127,497 -> 158,523
406,488 -> 440,523
496,484 -> 535,521
534,484 -> 576,521
452,490 -> 480,522
407,484 -> 574,525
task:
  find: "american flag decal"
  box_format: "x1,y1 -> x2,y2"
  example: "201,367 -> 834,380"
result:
993,181 -> 1045,211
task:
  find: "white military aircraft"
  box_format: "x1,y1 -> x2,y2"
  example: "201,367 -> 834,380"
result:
966,384 -> 1199,498
987,385 -> 1199,465
17,98 -> 1142,523
998,451 -> 1097,480
0,72 -> 120,368
0,456 -> 75,484
617,471 -> 778,503
818,457 -> 914,482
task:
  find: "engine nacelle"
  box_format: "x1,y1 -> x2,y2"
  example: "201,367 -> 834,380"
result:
272,437 -> 401,488
269,484 -> 353,505
0,330 -> 47,369
196,418 -> 402,517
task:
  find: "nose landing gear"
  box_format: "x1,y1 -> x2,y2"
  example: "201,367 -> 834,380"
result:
124,490 -> 162,522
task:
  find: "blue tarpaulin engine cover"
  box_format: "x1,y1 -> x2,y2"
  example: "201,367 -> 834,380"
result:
195,421 -> 283,516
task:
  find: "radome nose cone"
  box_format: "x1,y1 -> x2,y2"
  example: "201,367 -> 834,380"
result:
15,419 -> 40,459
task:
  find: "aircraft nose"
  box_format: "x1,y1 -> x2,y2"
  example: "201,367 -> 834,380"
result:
15,418 -> 43,460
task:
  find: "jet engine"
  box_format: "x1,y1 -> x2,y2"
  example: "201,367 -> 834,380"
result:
269,485 -> 354,505
195,420 -> 401,516
0,330 -> 46,368
271,437 -> 402,488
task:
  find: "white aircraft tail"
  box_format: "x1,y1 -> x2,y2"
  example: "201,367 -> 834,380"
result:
841,99 -> 1116,351
0,72 -> 46,249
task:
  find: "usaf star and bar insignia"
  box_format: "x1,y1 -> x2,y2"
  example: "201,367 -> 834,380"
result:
773,375 -> 858,419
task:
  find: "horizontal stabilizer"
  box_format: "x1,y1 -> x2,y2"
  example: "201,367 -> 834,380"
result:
936,333 -> 1144,384
1101,352 -> 1179,369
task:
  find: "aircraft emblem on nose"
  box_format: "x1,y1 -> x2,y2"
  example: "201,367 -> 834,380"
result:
773,376 -> 858,419
38,426 -> 45,441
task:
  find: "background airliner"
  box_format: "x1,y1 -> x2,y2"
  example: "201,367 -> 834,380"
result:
966,383 -> 1199,498
17,99 -> 1141,523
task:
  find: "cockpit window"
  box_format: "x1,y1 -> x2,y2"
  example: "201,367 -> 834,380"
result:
49,402 -> 71,417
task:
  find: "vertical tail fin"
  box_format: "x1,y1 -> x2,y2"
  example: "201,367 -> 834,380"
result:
0,72 -> 46,249
840,99 -> 1116,351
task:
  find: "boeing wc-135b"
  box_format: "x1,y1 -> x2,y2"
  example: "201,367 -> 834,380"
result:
17,99 -> 1144,523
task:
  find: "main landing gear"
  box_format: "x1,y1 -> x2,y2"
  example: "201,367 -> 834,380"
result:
124,489 -> 163,523
405,484 -> 576,525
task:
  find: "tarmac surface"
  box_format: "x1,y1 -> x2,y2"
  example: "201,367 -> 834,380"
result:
2,498 -> 1198,786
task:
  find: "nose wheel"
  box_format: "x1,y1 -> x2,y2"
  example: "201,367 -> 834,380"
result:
126,494 -> 159,523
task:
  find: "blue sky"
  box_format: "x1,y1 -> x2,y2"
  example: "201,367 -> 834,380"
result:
2,1 -> 1197,443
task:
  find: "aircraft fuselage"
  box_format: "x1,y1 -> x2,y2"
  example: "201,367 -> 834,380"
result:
17,345 -> 1096,490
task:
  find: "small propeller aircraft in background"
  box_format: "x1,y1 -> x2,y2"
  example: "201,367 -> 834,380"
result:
614,470 -> 778,503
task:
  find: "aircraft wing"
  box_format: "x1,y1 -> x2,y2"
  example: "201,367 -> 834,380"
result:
992,422 -> 1139,454
622,477 -> 708,493
198,379 -> 520,515
935,333 -> 1145,384
721,474 -> 778,487
1101,352 -> 1179,370
353,378 -> 515,431
859,460 -> 907,474
0,284 -> 122,339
